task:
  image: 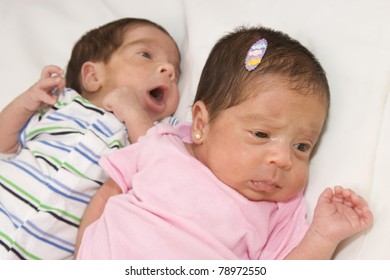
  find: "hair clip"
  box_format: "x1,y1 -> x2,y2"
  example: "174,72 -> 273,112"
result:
245,38 -> 268,71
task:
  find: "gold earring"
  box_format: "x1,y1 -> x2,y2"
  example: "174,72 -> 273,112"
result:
194,132 -> 202,140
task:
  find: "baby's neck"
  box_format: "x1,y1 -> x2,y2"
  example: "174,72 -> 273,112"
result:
184,142 -> 196,158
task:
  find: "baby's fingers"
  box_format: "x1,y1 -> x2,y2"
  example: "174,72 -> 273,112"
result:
351,193 -> 373,226
40,65 -> 64,79
33,78 -> 63,106
38,90 -> 59,106
334,186 -> 374,228
334,186 -> 367,209
360,206 -> 374,228
350,192 -> 368,209
332,186 -> 356,206
37,75 -> 64,92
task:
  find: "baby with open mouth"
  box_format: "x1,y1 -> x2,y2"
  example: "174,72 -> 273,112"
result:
0,18 -> 181,260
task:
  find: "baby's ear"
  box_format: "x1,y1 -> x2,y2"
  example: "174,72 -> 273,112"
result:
80,62 -> 103,93
191,100 -> 210,143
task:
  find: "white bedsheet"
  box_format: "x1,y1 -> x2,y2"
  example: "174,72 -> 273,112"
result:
0,0 -> 389,259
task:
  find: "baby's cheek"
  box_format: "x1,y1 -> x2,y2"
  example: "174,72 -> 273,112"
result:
291,166 -> 309,192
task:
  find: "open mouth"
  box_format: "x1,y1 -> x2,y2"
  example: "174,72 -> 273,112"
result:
149,87 -> 165,103
146,86 -> 167,114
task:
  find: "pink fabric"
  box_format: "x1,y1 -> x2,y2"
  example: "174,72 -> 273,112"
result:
77,123 -> 309,259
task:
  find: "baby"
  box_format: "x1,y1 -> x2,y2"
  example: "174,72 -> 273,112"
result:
0,18 -> 180,259
76,26 -> 372,259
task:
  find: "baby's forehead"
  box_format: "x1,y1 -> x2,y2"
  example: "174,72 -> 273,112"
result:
245,73 -> 329,106
123,25 -> 180,56
122,25 -> 171,45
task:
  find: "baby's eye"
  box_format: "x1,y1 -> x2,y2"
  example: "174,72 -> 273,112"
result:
139,51 -> 151,59
253,131 -> 269,139
294,143 -> 311,152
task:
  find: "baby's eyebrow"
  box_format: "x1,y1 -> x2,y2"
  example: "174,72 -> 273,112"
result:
123,39 -> 181,74
121,39 -> 149,49
240,113 -> 323,138
239,113 -> 279,126
301,128 -> 323,141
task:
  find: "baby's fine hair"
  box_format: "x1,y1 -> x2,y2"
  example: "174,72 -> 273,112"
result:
65,18 -> 177,94
194,26 -> 330,122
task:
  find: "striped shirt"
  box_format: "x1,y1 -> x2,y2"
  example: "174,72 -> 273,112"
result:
0,88 -> 129,259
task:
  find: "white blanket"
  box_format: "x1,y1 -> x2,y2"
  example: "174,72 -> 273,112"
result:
1,0 -> 389,259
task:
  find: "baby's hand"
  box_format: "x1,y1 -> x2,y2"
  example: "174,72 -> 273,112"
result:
102,87 -> 151,124
311,186 -> 373,244
103,87 -> 154,142
21,65 -> 65,112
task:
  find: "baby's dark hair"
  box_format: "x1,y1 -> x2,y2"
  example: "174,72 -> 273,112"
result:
65,18 -> 177,94
194,26 -> 330,122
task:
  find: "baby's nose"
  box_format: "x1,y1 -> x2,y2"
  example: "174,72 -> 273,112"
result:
267,143 -> 293,170
158,63 -> 176,81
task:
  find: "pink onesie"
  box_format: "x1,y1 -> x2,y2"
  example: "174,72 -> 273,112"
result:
77,123 -> 309,259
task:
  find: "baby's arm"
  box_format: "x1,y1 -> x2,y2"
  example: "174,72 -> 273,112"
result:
74,178 -> 121,257
0,65 -> 65,153
102,87 -> 154,143
285,186 -> 373,259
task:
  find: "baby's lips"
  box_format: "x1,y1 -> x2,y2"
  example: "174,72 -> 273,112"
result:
145,86 -> 167,114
